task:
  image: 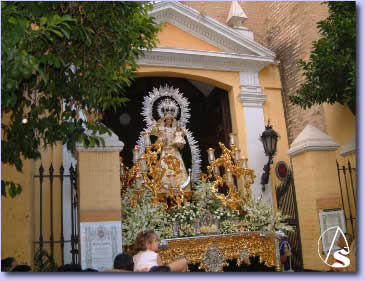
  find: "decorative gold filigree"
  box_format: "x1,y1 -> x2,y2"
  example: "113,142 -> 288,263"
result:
120,156 -> 129,196
206,141 -> 256,210
158,232 -> 279,272
121,140 -> 190,209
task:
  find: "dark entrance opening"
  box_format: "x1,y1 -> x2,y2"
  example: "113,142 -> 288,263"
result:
102,76 -> 232,174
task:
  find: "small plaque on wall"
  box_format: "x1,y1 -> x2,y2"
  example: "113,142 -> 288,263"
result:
80,221 -> 122,271
318,209 -> 346,254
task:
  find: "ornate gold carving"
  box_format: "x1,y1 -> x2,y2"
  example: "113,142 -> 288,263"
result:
122,132 -> 255,210
121,140 -> 190,209
206,142 -> 255,210
120,156 -> 129,196
158,232 -> 279,272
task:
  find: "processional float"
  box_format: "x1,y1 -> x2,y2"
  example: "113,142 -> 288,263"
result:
120,85 -> 255,210
119,86 -> 284,272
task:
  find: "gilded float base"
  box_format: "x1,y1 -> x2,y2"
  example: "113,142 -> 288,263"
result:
158,232 -> 281,272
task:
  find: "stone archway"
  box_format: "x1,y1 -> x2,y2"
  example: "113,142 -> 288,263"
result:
102,76 -> 232,173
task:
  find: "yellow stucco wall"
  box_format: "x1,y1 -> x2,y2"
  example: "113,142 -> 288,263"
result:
77,151 -> 121,214
259,64 -> 288,209
1,159 -> 34,266
290,150 -> 342,271
323,103 -> 356,157
2,141 -> 63,266
157,22 -> 225,52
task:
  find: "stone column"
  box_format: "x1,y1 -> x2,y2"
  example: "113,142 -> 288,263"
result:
75,130 -> 124,271
288,124 -> 341,271
239,71 -> 272,205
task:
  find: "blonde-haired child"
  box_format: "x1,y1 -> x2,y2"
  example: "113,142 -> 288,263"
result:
133,230 -> 188,272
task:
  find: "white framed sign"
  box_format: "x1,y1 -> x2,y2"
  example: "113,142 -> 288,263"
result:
80,221 -> 122,271
318,209 -> 346,254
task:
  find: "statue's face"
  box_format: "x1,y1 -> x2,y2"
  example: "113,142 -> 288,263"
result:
165,118 -> 173,127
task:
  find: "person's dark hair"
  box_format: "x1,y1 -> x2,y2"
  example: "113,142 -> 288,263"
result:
57,264 -> 82,272
83,268 -> 98,272
149,265 -> 171,272
113,253 -> 134,271
12,265 -> 31,272
1,257 -> 16,272
133,230 -> 157,252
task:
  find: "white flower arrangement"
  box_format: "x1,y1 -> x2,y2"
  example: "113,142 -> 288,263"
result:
212,206 -> 240,220
240,193 -> 294,233
121,179 -> 293,244
121,188 -> 172,245
167,201 -> 200,225
178,223 -> 195,237
192,180 -> 222,210
219,220 -> 240,234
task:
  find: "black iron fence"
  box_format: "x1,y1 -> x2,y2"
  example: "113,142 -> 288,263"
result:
276,169 -> 303,270
34,163 -> 79,265
336,160 -> 356,236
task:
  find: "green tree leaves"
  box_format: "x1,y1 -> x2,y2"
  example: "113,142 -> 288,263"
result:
2,181 -> 22,198
1,2 -> 160,197
289,2 -> 356,115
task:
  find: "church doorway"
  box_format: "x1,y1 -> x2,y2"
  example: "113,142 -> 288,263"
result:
102,76 -> 232,174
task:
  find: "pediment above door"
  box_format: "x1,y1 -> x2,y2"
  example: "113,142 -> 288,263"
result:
157,22 -> 226,53
138,2 -> 276,72
150,1 -> 275,57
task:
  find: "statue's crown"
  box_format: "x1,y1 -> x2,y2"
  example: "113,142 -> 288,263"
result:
162,106 -> 176,117
158,99 -> 178,119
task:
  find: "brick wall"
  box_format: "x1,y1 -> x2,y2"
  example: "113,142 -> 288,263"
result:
264,1 -> 329,144
183,1 -> 268,46
183,1 -> 329,145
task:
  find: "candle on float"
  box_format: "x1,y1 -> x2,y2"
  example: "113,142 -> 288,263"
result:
120,156 -> 125,176
213,166 -> 220,177
120,164 -> 125,177
234,148 -> 241,162
143,132 -> 151,147
226,168 -> 233,184
228,133 -> 236,147
207,148 -> 215,162
241,158 -> 248,169
140,154 -> 147,172
133,145 -> 139,163
135,175 -> 143,189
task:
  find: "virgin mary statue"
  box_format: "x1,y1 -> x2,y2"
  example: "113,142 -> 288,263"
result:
138,85 -> 202,189
150,101 -> 190,190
